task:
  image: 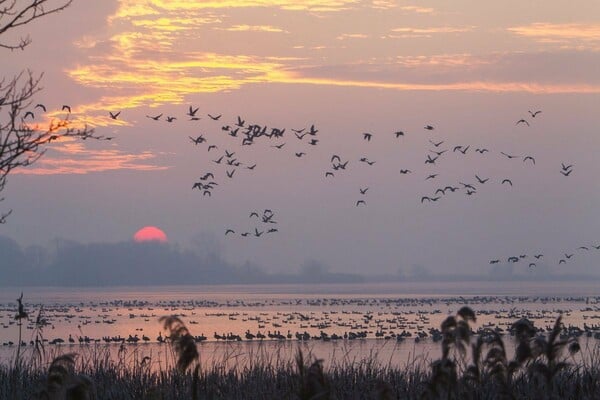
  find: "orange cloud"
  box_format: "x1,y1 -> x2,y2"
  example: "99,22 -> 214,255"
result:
220,24 -> 287,33
388,26 -> 476,38
508,23 -> 600,49
14,142 -> 168,175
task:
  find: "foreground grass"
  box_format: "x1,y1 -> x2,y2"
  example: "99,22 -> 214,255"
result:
2,352 -> 600,399
3,308 -> 600,399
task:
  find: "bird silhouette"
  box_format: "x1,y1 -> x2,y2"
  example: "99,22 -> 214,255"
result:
528,110 -> 542,118
23,111 -> 34,119
523,156 -> 535,165
208,113 -> 222,120
359,187 -> 369,195
207,145 -> 218,152
271,143 -> 285,149
166,116 -> 176,122
363,133 -> 372,141
146,113 -> 162,121
189,135 -> 206,144
356,200 -> 366,206
400,169 -> 412,174
35,103 -> 46,112
560,169 -> 572,176
236,116 -> 245,127
187,106 -> 199,117
516,119 -> 529,126
226,169 -> 235,178
424,125 -> 434,130
475,175 -> 489,184
500,152 -> 519,159
225,229 -> 235,235
475,148 -> 489,154
501,179 -> 513,186
109,111 -> 121,120
425,174 -> 438,180
429,140 -> 444,147
62,105 -> 71,113
394,131 -> 404,138
325,172 -> 334,178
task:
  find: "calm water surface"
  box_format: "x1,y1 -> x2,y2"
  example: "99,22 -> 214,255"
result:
1,281 -> 599,369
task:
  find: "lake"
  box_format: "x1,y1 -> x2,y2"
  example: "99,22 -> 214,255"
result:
1,281 -> 599,369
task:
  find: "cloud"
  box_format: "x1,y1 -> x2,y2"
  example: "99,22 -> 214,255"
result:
218,24 -> 287,33
336,33 -> 369,40
387,26 -> 476,38
398,5 -> 435,14
13,141 -> 169,175
508,23 -> 600,49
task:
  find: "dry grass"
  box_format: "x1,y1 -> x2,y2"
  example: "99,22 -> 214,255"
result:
1,309 -> 600,399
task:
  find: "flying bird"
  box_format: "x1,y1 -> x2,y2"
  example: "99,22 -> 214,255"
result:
424,125 -> 434,130
501,179 -> 513,186
189,135 -> 206,144
475,175 -> 489,184
109,111 -> 121,120
516,119 -> 529,126
356,200 -> 366,206
35,103 -> 46,112
363,133 -> 372,141
523,156 -> 535,165
394,131 -> 404,138
500,152 -> 519,159
359,187 -> 369,195
475,148 -> 489,154
425,174 -> 438,180
236,116 -> 245,127
560,169 -> 572,176
295,152 -> 306,158
62,105 -> 71,113
23,111 -> 34,119
208,113 -> 222,120
226,170 -> 235,178
528,110 -> 542,118
207,145 -> 218,152
325,172 -> 334,178
271,143 -> 285,149
146,113 -> 162,121
400,169 -> 412,174
225,229 -> 235,235
429,140 -> 444,147
187,106 -> 199,117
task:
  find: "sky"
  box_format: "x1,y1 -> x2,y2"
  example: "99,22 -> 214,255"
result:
2,0 -> 600,277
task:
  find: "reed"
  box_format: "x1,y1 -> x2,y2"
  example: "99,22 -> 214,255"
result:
1,309 -> 599,399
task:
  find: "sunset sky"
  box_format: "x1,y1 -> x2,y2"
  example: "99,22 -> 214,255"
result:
2,0 -> 600,276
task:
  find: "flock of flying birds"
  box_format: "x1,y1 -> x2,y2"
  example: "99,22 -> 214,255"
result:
22,103 -> 594,270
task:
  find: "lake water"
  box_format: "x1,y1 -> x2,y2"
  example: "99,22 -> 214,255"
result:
1,281 -> 599,369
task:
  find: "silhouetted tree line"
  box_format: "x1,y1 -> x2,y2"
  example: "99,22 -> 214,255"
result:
0,236 -> 363,286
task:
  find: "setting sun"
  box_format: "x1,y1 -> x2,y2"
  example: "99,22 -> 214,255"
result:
133,226 -> 168,243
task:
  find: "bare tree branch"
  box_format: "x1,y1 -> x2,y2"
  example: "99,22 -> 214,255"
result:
0,1 -> 101,222
0,0 -> 72,50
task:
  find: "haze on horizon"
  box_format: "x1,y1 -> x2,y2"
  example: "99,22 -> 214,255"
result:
1,0 -> 600,279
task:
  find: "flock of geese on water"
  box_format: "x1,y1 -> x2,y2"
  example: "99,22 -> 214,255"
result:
3,294 -> 600,347
23,104 -> 594,268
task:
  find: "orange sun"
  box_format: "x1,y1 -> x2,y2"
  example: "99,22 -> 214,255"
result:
133,226 -> 168,243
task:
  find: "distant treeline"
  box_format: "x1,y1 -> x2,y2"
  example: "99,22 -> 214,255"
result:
1,235 -> 597,287
0,235 -> 362,286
